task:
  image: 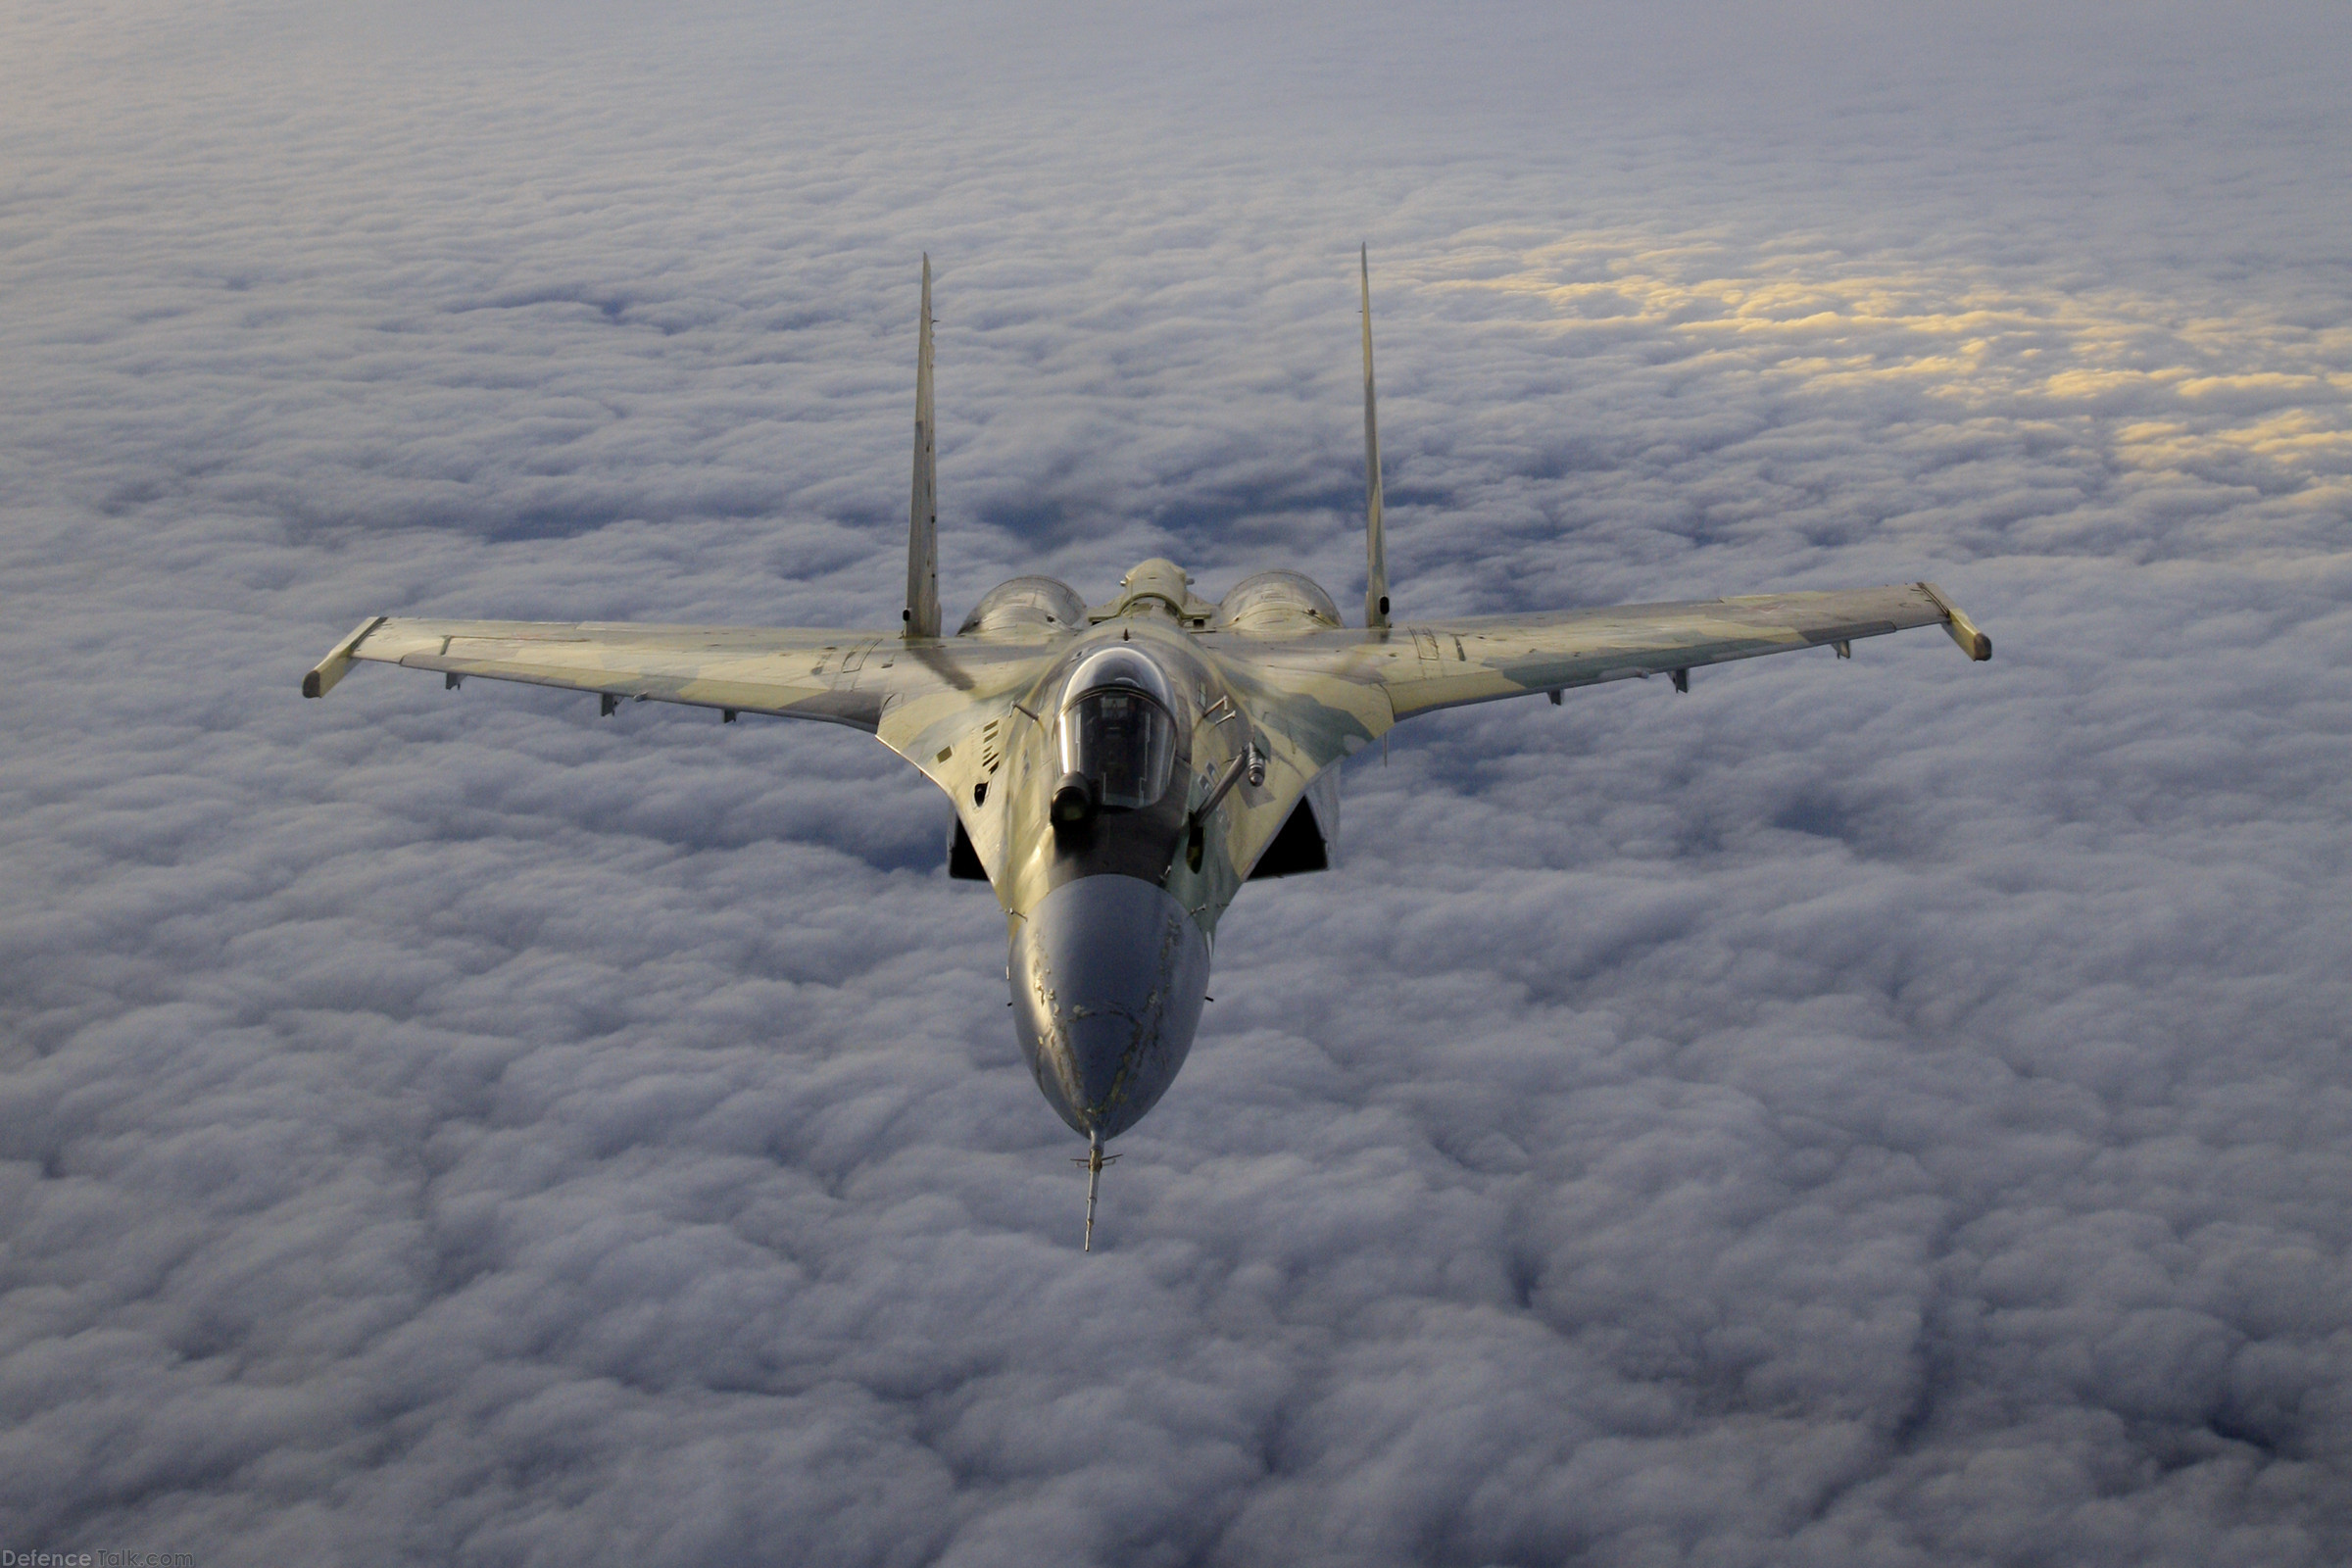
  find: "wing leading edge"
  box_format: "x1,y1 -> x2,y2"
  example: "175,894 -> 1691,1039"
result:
302,615 -> 1060,734
1386,580 -> 1986,719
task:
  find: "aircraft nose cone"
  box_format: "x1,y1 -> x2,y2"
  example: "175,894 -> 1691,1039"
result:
1010,874 -> 1210,1140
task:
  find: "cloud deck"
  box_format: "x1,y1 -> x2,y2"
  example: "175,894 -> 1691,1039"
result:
3,2 -> 2348,1563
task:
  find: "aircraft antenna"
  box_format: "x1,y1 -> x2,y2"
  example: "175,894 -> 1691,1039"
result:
1360,244 -> 1389,630
905,256 -> 941,639
1075,1128 -> 1119,1251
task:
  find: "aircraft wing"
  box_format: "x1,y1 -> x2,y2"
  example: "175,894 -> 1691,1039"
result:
302,615 -> 1060,744
1213,581 -> 1989,781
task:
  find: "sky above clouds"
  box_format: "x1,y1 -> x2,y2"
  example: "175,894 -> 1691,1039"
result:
4,1 -> 2350,1563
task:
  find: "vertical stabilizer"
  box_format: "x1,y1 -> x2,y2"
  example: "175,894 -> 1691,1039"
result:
905,256 -> 941,639
1360,245 -> 1389,629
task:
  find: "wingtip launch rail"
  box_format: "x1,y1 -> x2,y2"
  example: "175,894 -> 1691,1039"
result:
301,615 -> 385,699
1921,581 -> 1992,661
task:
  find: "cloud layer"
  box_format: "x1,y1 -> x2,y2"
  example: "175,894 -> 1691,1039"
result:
4,2 -> 2349,1563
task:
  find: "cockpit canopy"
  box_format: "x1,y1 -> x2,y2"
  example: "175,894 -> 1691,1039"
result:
1057,647 -> 1178,810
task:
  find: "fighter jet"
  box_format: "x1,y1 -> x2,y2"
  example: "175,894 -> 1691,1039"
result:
304,251 -> 1991,1248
